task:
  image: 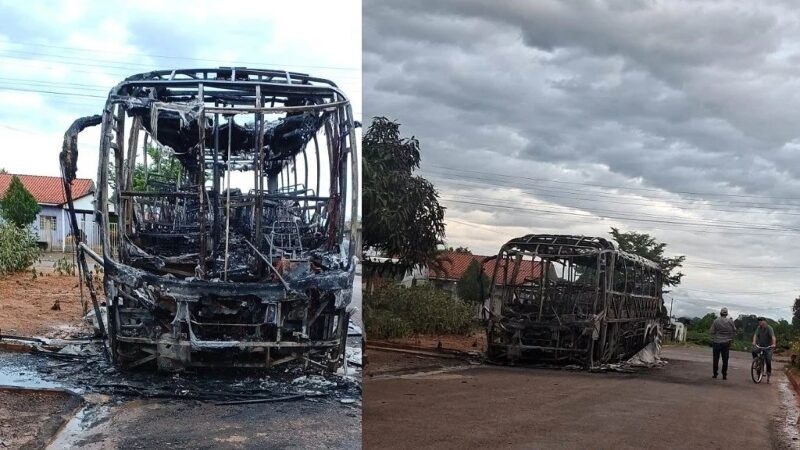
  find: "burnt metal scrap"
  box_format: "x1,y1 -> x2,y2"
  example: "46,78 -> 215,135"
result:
60,67 -> 359,372
485,234 -> 665,367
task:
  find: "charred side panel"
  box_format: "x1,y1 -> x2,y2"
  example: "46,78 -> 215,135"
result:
61,68 -> 359,371
486,234 -> 664,367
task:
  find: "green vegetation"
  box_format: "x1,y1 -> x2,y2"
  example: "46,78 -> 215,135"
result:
132,145 -> 183,191
53,257 -> 76,276
681,313 -> 794,352
0,222 -> 40,275
363,117 -> 446,277
0,175 -> 41,228
457,259 -> 489,303
610,227 -> 685,287
364,284 -> 475,339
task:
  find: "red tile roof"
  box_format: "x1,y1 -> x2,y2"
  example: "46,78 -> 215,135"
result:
429,251 -> 543,284
0,174 -> 94,206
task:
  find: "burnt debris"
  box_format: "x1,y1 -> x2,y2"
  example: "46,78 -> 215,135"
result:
485,234 -> 665,367
59,68 -> 359,372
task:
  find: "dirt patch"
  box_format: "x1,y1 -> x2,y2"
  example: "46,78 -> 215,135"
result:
381,332 -> 486,354
0,272 -> 91,338
0,387 -> 82,449
365,349 -> 466,377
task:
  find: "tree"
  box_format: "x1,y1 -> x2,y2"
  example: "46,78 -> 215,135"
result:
609,227 -> 686,286
132,144 -> 183,191
363,117 -> 445,276
457,259 -> 490,303
792,296 -> 800,331
695,312 -> 717,331
735,314 -> 759,337
447,246 -> 471,254
0,175 -> 41,227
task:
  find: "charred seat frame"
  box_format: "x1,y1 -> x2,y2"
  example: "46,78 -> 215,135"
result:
485,234 -> 665,367
60,68 -> 358,371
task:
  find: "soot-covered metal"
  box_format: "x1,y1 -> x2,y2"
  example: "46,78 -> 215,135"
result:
485,235 -> 665,367
60,68 -> 359,372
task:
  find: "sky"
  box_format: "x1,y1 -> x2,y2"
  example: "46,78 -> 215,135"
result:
0,0 -> 362,192
364,0 -> 800,320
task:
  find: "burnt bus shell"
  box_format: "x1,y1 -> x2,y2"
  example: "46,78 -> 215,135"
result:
485,234 -> 664,367
60,68 -> 359,371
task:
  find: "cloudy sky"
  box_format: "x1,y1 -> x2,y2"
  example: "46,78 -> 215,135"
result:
0,0 -> 361,184
364,0 -> 800,320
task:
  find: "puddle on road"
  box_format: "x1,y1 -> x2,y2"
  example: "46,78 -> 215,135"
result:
46,404 -> 112,450
776,377 -> 800,448
0,353 -> 72,390
0,340 -> 362,447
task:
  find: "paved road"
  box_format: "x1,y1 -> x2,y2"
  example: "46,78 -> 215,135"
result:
364,346 -> 799,449
49,397 -> 361,449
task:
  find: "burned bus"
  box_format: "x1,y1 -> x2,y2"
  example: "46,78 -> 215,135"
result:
59,68 -> 358,371
485,234 -> 665,367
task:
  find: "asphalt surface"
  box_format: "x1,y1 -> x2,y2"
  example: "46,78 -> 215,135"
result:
363,346 -> 800,449
49,397 -> 361,449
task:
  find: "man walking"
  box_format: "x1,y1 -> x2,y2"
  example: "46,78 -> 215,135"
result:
752,317 -> 776,383
709,307 -> 736,379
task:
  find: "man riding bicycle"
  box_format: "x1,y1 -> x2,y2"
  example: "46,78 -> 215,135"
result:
752,317 -> 777,382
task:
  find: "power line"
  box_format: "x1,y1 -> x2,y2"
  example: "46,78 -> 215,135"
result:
423,169 -> 800,215
1,40 -> 361,72
428,164 -> 800,201
424,167 -> 800,210
673,296 -> 790,312
0,85 -> 106,98
440,196 -> 800,234
0,52 -> 363,85
432,177 -> 800,226
679,287 -> 798,295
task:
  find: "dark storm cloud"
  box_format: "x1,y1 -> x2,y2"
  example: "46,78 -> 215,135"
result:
364,0 -> 800,318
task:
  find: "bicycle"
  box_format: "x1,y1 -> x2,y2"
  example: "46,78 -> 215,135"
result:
751,345 -> 772,384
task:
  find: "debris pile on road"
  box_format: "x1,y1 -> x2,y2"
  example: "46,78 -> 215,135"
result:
0,336 -> 361,406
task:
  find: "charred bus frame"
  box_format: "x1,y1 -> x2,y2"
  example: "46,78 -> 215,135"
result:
60,68 -> 358,371
485,234 -> 664,367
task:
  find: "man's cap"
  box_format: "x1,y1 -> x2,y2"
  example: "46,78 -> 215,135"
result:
720,307 -> 728,315
757,316 -> 767,321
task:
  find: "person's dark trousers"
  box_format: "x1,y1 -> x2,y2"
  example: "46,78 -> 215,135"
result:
752,348 -> 773,374
712,341 -> 731,377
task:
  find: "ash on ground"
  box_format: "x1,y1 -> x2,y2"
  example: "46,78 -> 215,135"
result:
0,334 -> 362,406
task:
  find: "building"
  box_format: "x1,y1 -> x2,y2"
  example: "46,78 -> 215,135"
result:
361,250 -> 429,294
0,174 -> 98,250
428,251 -> 554,299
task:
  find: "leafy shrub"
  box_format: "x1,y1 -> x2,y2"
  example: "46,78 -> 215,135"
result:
790,341 -> 800,368
0,223 -> 40,275
686,329 -> 712,347
365,284 -> 475,339
54,257 -> 76,276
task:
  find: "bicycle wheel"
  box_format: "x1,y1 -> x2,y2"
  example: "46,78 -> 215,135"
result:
751,357 -> 763,383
